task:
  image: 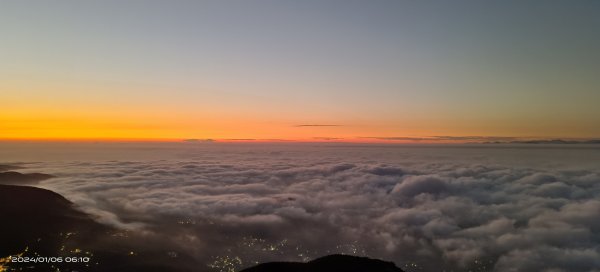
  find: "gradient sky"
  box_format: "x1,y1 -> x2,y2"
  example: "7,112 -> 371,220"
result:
1,0 -> 599,141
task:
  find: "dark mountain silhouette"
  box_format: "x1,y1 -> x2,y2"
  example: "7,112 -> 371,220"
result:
0,184 -> 106,251
240,254 -> 405,272
0,171 -> 55,185
0,182 -> 197,272
484,139 -> 600,144
0,184 -> 108,271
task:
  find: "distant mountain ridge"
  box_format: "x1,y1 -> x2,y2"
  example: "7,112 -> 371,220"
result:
0,164 -> 55,185
484,139 -> 600,144
0,164 -> 22,172
0,171 -> 55,185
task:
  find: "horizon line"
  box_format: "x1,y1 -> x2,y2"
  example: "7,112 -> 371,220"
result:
1,136 -> 599,144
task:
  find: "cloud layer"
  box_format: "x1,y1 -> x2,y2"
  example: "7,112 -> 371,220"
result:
14,143 -> 600,271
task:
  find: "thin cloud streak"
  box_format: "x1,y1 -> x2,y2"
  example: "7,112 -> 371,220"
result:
362,136 -> 524,143
295,124 -> 342,127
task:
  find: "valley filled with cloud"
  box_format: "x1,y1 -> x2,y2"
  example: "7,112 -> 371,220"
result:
7,143 -> 600,271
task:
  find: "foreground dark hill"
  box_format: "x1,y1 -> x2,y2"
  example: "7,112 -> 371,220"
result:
0,184 -> 109,271
0,183 -> 197,271
0,184 -> 106,255
240,254 -> 405,272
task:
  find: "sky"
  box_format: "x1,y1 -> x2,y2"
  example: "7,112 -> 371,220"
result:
1,0 -> 600,141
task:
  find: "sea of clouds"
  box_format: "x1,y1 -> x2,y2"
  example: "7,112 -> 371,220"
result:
5,142 -> 600,271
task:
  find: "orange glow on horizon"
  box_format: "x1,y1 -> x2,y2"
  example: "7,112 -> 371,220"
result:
2,103 -> 595,144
